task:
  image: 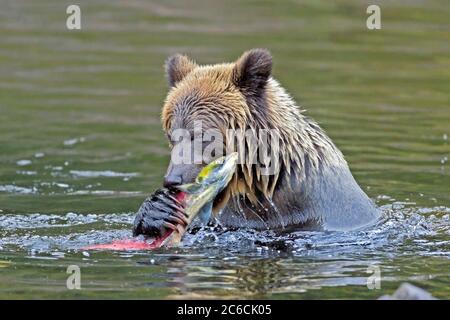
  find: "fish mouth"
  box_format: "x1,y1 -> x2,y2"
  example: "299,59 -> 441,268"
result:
176,152 -> 238,198
210,152 -> 238,188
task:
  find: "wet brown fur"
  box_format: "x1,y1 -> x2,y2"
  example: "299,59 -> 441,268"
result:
160,49 -> 378,230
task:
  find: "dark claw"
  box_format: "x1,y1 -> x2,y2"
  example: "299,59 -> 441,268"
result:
162,221 -> 178,231
165,215 -> 187,227
133,188 -> 186,237
173,211 -> 189,224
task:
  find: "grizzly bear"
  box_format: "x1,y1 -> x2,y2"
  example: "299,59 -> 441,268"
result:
159,49 -> 380,232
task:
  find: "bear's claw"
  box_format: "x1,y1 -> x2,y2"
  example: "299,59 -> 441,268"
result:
132,188 -> 186,237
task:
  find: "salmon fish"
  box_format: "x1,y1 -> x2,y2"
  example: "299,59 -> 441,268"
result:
83,152 -> 238,251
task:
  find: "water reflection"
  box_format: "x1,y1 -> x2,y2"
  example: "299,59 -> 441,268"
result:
0,201 -> 448,298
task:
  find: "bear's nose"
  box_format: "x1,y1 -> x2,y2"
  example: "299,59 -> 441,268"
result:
163,174 -> 182,188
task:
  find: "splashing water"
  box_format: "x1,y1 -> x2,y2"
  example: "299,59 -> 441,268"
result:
0,200 -> 448,299
0,0 -> 449,300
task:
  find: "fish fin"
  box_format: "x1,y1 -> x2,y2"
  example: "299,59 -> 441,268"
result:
198,201 -> 213,224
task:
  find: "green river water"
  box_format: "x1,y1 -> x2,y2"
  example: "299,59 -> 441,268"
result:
0,0 -> 449,299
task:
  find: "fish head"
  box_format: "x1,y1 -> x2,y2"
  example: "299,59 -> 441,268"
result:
176,152 -> 238,222
132,153 -> 238,241
177,152 -> 238,196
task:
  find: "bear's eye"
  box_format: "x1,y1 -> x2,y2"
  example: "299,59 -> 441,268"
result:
167,135 -> 178,146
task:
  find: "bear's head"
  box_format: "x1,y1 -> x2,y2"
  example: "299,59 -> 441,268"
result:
161,49 -> 291,214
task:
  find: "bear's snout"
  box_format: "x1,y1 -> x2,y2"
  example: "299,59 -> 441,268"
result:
163,173 -> 182,187
164,161 -> 203,187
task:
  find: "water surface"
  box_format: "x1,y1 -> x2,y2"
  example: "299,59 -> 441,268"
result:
0,0 -> 449,299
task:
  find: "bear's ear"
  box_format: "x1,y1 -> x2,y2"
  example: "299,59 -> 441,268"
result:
165,54 -> 197,88
232,49 -> 272,95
